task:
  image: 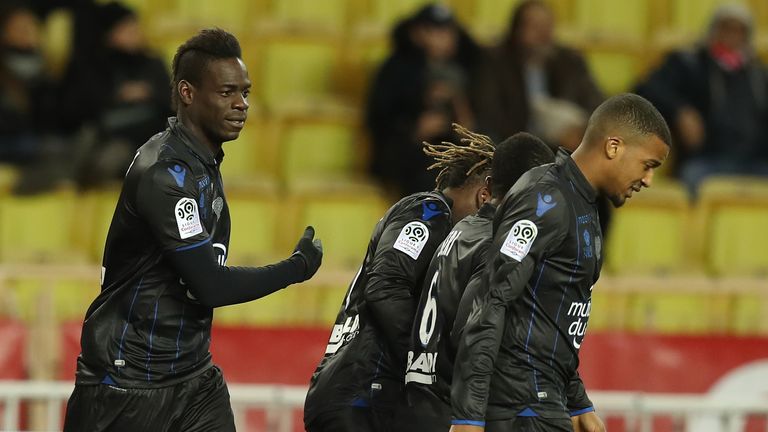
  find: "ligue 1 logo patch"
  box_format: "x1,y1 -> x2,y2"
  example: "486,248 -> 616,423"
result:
500,219 -> 538,262
394,221 -> 430,259
175,197 -> 203,239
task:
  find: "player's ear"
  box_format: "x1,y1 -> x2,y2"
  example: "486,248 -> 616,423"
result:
604,136 -> 623,160
178,80 -> 195,106
476,181 -> 491,207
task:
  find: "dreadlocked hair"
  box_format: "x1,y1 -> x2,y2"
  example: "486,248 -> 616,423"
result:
423,123 -> 496,190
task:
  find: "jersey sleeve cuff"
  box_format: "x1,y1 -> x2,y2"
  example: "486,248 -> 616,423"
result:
452,419 -> 486,426
570,406 -> 595,416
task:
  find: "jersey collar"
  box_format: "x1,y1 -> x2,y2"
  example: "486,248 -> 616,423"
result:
477,202 -> 496,220
167,117 -> 225,166
556,148 -> 597,203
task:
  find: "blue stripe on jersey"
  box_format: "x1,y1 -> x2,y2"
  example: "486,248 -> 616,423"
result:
175,237 -> 211,252
117,276 -> 144,374
170,302 -> 186,374
550,185 -> 582,366
570,406 -> 595,416
524,262 -> 547,394
452,420 -> 486,426
517,407 -> 539,417
145,299 -> 160,381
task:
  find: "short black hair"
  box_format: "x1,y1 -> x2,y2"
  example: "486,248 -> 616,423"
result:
171,28 -> 242,108
585,93 -> 672,147
491,132 -> 554,198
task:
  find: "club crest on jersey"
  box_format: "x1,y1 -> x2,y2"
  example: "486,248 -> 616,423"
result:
212,196 -> 224,220
500,219 -> 538,262
175,197 -> 203,239
394,221 -> 430,259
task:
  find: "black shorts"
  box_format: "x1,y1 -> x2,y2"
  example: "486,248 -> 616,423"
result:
63,365 -> 235,432
486,416 -> 572,432
391,386 -> 450,432
305,406 -> 396,432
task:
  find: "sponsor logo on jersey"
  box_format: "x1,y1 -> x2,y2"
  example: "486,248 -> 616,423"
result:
405,350 -> 438,385
536,193 -> 557,217
500,220 -> 538,262
167,164 -> 187,187
421,201 -> 443,221
175,197 -> 203,239
567,299 -> 591,349
394,221 -> 430,260
325,314 -> 359,354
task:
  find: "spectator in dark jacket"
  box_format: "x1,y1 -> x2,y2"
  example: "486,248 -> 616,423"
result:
60,1 -> 171,188
0,3 -> 57,165
366,4 -> 479,198
471,0 -> 603,149
636,3 -> 768,196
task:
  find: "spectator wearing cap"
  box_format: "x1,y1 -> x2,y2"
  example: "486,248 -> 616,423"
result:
636,3 -> 768,197
366,3 -> 480,198
59,1 -> 171,189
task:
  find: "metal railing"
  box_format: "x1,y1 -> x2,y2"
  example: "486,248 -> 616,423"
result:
0,381 -> 766,432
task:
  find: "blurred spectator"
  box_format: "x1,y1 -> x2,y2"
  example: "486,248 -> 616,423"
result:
366,4 -> 479,197
59,1 -> 170,189
636,3 -> 768,197
471,0 -> 603,149
0,2 -> 57,165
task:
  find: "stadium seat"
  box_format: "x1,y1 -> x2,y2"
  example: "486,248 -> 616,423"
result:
0,165 -> 19,195
170,0 -> 253,32
219,116 -> 280,184
267,0 -> 349,31
696,176 -> 768,276
466,0 -> 520,42
279,118 -> 361,186
288,193 -> 389,268
256,37 -> 343,113
573,0 -> 648,42
670,0 -> 738,37
627,290 -> 729,334
0,190 -> 86,263
73,189 -> 121,263
605,181 -> 692,275
584,50 -> 641,95
364,0 -> 434,29
226,193 -> 283,265
3,276 -> 97,323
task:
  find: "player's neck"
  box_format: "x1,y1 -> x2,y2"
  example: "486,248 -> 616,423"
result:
177,112 -> 223,157
571,147 -> 602,194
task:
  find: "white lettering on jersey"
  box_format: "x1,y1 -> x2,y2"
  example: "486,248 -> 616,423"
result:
393,221 -> 430,260
567,300 -> 591,349
325,314 -> 359,354
175,198 -> 203,239
405,351 -> 438,385
500,219 -> 538,262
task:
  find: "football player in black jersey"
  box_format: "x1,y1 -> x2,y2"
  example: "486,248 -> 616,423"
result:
451,94 -> 670,432
63,29 -> 323,432
304,124 -> 494,432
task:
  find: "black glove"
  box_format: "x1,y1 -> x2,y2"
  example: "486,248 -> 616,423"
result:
291,226 -> 323,281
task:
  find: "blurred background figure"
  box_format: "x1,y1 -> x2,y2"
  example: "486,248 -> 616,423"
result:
0,2 -> 57,167
471,0 -> 603,150
365,3 -> 479,198
636,3 -> 768,197
59,1 -> 171,189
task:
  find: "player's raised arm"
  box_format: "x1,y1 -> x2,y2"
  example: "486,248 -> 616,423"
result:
451,184 -> 568,427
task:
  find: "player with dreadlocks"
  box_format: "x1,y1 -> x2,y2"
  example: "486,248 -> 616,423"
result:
394,130 -> 557,432
304,124 -> 495,432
